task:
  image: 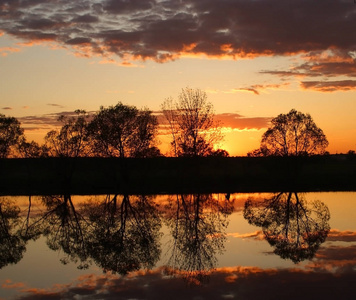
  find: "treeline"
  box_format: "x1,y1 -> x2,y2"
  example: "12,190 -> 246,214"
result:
0,88 -> 228,159
0,105 -> 162,159
2,88 -> 354,159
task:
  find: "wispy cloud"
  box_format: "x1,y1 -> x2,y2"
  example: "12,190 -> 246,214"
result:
326,229 -> 356,242
227,230 -> 264,240
1,279 -> 26,289
234,83 -> 290,95
261,49 -> 356,91
47,103 -> 65,108
301,80 -> 356,92
18,111 -> 94,131
262,50 -> 356,78
216,113 -> 270,130
0,46 -> 21,56
157,112 -> 270,132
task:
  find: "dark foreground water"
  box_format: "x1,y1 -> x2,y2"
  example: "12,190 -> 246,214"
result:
1,192 -> 355,299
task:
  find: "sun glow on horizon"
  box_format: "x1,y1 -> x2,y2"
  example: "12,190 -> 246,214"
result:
0,0 -> 355,156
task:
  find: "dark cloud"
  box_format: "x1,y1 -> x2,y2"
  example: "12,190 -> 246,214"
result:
18,111 -> 94,131
18,114 -> 65,130
300,80 -> 356,92
306,244 -> 356,273
0,0 -> 355,65
19,18 -> 67,30
316,245 -> 356,262
327,229 -> 356,242
65,37 -> 92,45
104,0 -> 156,14
1,106 -> 12,110
260,70 -> 303,78
11,265 -> 356,300
262,50 -> 356,80
8,30 -> 58,42
71,14 -> 99,23
295,61 -> 356,78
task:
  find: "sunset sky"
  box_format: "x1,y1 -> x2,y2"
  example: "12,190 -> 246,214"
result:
0,0 -> 355,156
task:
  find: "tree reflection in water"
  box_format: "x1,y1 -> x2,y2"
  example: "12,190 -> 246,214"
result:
0,197 -> 26,269
35,194 -> 162,275
163,194 -> 233,284
1,193 -> 233,282
243,192 -> 330,263
83,194 -> 162,275
40,194 -> 89,268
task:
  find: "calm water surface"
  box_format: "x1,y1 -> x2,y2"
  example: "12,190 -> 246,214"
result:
1,192 -> 355,299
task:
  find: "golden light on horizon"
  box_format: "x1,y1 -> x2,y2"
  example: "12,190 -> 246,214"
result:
0,0 -> 355,156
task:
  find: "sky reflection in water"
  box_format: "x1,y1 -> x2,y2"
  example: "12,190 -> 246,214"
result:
0,192 -> 356,300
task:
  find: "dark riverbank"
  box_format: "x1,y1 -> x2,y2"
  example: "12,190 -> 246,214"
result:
0,155 -> 355,195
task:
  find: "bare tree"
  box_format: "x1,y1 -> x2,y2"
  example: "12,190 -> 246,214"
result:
161,88 -> 224,157
248,109 -> 328,156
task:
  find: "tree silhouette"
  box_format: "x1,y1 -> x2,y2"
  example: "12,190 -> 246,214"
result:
161,88 -> 224,157
243,192 -> 330,263
17,139 -> 45,158
248,109 -> 328,156
45,110 -> 91,157
163,194 -> 233,284
88,102 -> 160,158
0,114 -> 24,158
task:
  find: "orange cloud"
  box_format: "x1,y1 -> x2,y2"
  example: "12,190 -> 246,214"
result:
262,49 -> 356,87
327,229 -> 356,241
0,46 -> 20,56
301,80 -> 356,92
1,279 -> 26,289
156,112 -> 269,141
216,113 -> 270,130
227,230 -> 264,240
234,83 -> 290,95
